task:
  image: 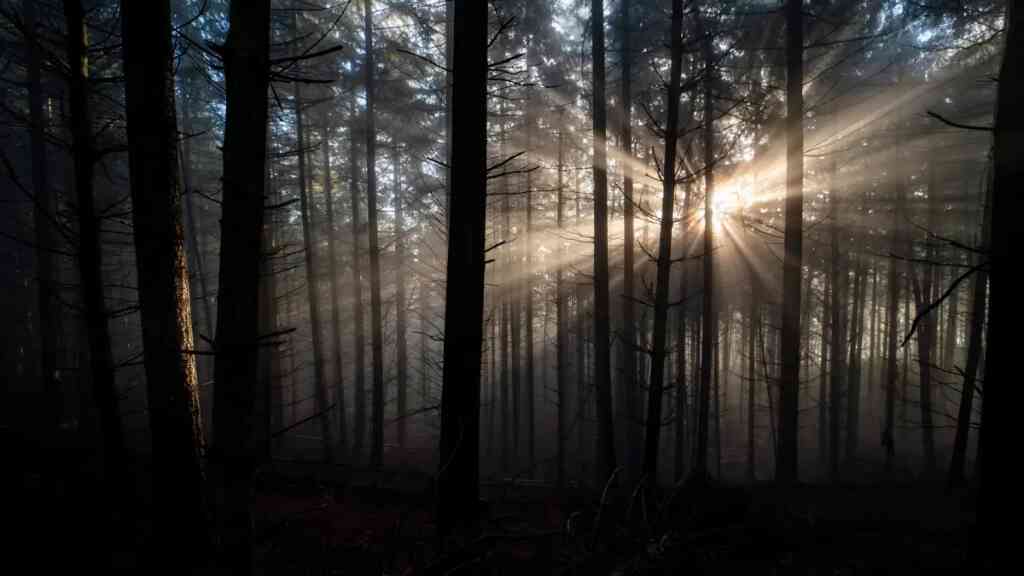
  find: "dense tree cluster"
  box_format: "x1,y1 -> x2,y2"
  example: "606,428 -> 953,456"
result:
0,0 -> 1014,571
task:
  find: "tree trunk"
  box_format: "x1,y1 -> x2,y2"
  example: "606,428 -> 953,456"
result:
524,69 -> 536,476
64,0 -> 124,480
323,115 -> 347,455
211,0 -> 271,570
819,271 -> 830,473
25,0 -> 60,436
292,11 -> 333,463
828,157 -> 845,483
867,264 -> 879,435
436,0 -> 487,540
948,173 -> 989,490
393,145 -> 408,448
556,114 -> 568,489
846,259 -> 866,465
363,0 -> 386,471
747,272 -> 758,482
777,0 -> 804,486
122,0 -> 207,555
590,0 -> 616,485
619,0 -> 640,485
348,102 -> 367,462
695,11 -> 716,480
642,0 -> 684,491
883,179 -> 902,474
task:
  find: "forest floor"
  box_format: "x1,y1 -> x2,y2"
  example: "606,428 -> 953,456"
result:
6,430 -> 978,574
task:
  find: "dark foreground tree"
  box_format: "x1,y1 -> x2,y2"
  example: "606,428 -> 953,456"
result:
211,0 -> 271,571
63,0 -> 124,481
436,0 -> 486,542
121,0 -> 207,556
978,0 -> 1020,560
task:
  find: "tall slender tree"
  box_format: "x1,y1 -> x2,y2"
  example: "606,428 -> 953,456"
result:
642,0 -> 684,492
590,0 -> 617,486
363,0 -> 386,470
777,0 -> 805,485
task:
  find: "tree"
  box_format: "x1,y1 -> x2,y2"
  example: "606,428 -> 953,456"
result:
642,0 -> 684,492
590,0 -> 617,487
291,7 -> 333,463
776,0 -> 804,486
121,0 -> 207,555
24,0 -> 59,437
436,0 -> 487,541
63,0 -> 124,481
322,112 -> 348,455
211,0 -> 270,570
618,0 -> 639,484
978,0 -> 1020,552
364,0 -> 386,470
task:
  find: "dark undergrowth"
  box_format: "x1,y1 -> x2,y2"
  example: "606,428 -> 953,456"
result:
6,429 -> 983,574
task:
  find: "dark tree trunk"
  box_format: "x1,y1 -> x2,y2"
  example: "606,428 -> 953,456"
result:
979,3 -> 1022,551
591,0 -> 617,485
121,0 -> 207,555
642,0 -> 684,491
695,11 -> 716,479
25,0 -> 60,435
211,0 -> 271,570
436,0 -> 487,540
777,0 -> 804,486
64,0 -> 124,480
364,0 -> 386,471
674,180 -> 692,482
348,103 -> 367,462
323,115 -> 347,455
619,0 -> 640,485
948,176 -> 990,490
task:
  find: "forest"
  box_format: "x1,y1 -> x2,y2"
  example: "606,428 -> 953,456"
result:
0,0 -> 1017,573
